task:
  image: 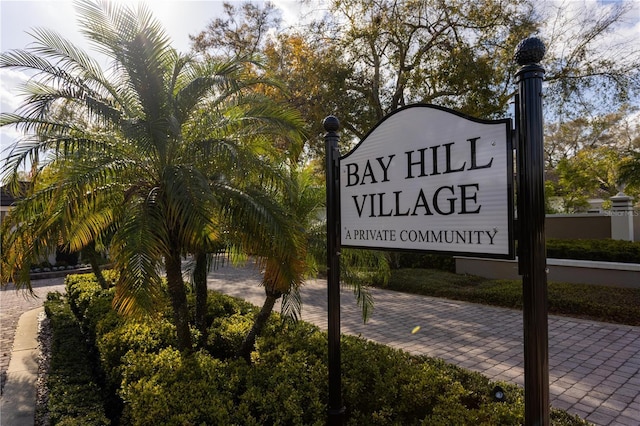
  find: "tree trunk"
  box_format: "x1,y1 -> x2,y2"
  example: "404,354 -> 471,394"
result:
239,289 -> 281,363
85,242 -> 109,290
193,251 -> 209,347
165,249 -> 193,352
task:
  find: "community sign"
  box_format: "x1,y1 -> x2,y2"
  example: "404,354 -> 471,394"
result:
339,104 -> 514,259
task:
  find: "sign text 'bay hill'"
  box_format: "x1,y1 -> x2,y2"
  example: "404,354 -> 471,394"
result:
344,137 -> 494,218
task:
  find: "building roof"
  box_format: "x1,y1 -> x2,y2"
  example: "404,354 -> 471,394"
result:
0,183 -> 27,207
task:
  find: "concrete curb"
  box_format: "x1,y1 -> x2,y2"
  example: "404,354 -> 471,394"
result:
0,307 -> 43,426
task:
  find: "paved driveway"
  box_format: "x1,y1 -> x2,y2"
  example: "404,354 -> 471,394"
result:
207,263 -> 640,426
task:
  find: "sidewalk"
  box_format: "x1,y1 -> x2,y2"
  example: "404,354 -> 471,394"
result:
206,264 -> 640,426
0,278 -> 66,426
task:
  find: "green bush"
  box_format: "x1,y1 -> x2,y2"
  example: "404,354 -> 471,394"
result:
43,293 -> 110,426
97,317 -> 177,389
207,313 -> 254,359
339,337 -> 526,425
202,291 -> 258,358
56,286 -> 590,425
65,271 -> 119,339
547,238 -> 640,263
119,348 -> 236,426
388,252 -> 456,271
203,290 -> 256,318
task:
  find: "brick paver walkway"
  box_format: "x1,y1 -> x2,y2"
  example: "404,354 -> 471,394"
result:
0,278 -> 66,394
207,263 -> 640,426
1,267 -> 639,426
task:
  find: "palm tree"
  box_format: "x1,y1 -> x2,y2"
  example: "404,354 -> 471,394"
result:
0,164 -> 112,290
1,0 -> 303,352
236,165 -> 392,362
238,166 -> 321,362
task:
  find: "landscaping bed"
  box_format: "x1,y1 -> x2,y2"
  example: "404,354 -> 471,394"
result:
39,272 -> 589,425
378,269 -> 640,326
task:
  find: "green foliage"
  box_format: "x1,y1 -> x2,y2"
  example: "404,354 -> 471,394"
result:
547,238 -> 640,263
309,0 -> 537,138
50,288 -> 589,425
619,150 -> 640,188
43,293 -> 110,426
381,269 -> 640,326
551,147 -> 626,212
207,313 -> 255,359
119,348 -> 235,426
65,271 -> 119,338
97,318 -> 177,389
1,0 -> 306,352
234,350 -> 327,425
203,290 -> 257,318
388,252 -> 456,272
339,337 -> 528,425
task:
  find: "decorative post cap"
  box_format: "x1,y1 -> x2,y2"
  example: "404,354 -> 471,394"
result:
323,115 -> 340,132
514,37 -> 546,66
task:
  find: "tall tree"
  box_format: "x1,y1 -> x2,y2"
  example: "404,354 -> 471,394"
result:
619,151 -> 640,190
544,104 -> 640,168
261,32 -> 357,160
305,0 -> 537,139
540,0 -> 640,121
550,146 -> 639,212
190,1 -> 281,60
0,0 -> 303,352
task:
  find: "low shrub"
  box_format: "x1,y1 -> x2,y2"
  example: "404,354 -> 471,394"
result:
388,252 -> 456,271
43,293 -> 109,426
546,238 -> 640,263
119,348 -> 237,426
65,271 -> 119,339
207,313 -> 254,359
97,317 -> 177,389
115,292 -> 589,425
340,337 -> 526,425
54,285 -> 590,425
381,269 -> 640,326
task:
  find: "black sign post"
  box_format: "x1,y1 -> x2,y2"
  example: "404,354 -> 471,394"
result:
515,37 -> 550,426
324,115 -> 345,425
322,37 -> 549,425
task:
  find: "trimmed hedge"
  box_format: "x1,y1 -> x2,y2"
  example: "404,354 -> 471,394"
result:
382,269 -> 640,326
546,238 -> 640,263
43,293 -> 109,426
55,272 -> 589,425
387,239 -> 640,273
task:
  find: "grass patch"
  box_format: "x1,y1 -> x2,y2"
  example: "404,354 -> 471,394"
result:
380,269 -> 640,326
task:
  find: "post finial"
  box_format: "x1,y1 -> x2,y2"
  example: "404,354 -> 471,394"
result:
323,115 -> 340,132
514,37 -> 546,66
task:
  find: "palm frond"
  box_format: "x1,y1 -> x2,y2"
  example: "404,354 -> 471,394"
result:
161,164 -> 220,250
27,27 -> 105,84
111,199 -> 167,316
280,288 -> 303,322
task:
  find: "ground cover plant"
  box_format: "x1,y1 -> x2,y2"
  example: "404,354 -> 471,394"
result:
40,272 -> 590,425
42,293 -> 110,425
389,239 -> 640,271
546,239 -> 640,263
378,269 -> 640,326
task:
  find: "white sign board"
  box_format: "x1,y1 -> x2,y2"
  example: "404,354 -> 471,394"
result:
340,104 -> 514,258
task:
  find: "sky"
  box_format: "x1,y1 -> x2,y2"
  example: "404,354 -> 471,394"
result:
0,0 -> 638,176
0,0 -> 311,173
